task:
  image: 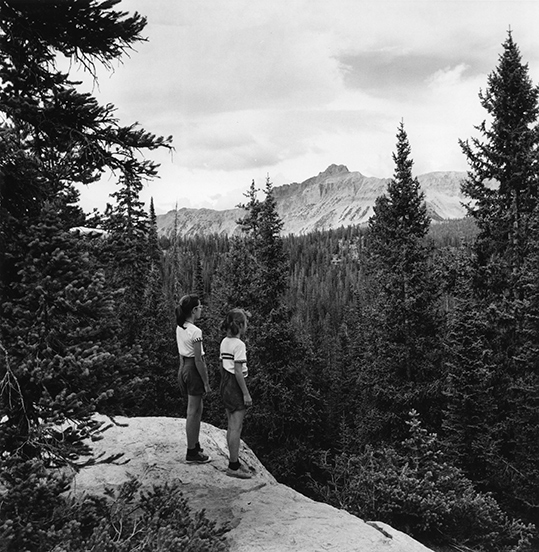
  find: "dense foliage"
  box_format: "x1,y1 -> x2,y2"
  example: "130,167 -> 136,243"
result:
1,4 -> 538,550
355,122 -> 444,445
0,462 -> 228,552
0,0 -> 172,465
448,31 -> 539,528
315,412 -> 532,552
0,2 -> 222,551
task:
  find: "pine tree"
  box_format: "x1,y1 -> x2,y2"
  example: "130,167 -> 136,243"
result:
370,123 -> 431,245
358,122 -> 443,443
256,175 -> 287,315
0,0 -> 171,464
447,31 -> 539,530
132,198 -> 178,415
214,175 -> 287,318
192,255 -> 205,302
147,198 -> 161,265
211,177 -> 324,488
101,169 -> 152,344
142,199 -> 167,342
460,30 -> 539,298
163,204 -> 185,307
238,179 -> 262,239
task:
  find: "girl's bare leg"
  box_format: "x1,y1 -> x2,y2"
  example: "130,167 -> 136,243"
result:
227,408 -> 246,463
186,394 -> 203,448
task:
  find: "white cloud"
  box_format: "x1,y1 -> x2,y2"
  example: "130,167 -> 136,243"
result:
428,64 -> 471,88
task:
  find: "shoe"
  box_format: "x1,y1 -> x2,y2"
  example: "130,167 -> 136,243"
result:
186,450 -> 211,463
226,464 -> 253,479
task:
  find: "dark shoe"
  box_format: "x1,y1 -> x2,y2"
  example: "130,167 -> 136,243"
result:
186,450 -> 211,464
226,464 -> 252,479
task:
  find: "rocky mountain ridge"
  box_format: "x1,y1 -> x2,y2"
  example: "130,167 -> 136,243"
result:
157,165 -> 468,237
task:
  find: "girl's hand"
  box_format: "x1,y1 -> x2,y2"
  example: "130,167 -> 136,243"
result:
244,393 -> 252,407
204,382 -> 212,393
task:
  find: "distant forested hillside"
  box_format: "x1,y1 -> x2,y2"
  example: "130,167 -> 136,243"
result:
160,217 -> 479,349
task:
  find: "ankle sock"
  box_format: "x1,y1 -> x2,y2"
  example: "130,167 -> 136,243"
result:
228,460 -> 240,470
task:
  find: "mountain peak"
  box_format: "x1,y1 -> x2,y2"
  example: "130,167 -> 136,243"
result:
319,164 -> 349,177
156,167 -> 468,237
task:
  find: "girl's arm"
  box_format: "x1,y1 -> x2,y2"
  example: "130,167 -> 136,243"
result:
177,354 -> 184,385
234,361 -> 252,406
194,341 -> 211,392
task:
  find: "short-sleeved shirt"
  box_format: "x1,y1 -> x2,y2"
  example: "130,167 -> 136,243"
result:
176,322 -> 205,357
220,337 -> 248,376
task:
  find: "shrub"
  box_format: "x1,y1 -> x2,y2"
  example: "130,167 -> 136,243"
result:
315,411 -> 534,552
0,459 -> 229,552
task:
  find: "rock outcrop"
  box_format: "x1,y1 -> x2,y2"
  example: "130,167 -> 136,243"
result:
156,165 -> 468,238
70,415 -> 434,552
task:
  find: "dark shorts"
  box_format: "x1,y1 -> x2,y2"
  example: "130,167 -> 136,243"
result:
220,368 -> 246,413
178,357 -> 205,397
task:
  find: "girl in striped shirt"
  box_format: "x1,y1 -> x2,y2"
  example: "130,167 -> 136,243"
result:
220,308 -> 252,479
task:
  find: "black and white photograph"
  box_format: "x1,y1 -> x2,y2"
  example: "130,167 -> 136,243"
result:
1,1 -> 538,551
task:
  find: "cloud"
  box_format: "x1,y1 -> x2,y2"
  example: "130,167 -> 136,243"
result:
70,0 -> 539,215
427,63 -> 471,88
102,1 -> 345,118
173,105 -> 397,175
339,51 -> 445,97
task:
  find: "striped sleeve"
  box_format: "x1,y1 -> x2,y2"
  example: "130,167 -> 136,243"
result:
234,340 -> 247,363
191,327 -> 203,342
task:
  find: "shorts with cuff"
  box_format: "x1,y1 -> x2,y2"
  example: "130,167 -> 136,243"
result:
220,367 -> 246,413
178,356 -> 205,397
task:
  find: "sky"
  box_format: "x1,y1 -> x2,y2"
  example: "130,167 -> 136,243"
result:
72,0 -> 539,215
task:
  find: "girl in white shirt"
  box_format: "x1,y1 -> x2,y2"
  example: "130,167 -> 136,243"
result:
176,294 -> 211,463
220,308 -> 252,478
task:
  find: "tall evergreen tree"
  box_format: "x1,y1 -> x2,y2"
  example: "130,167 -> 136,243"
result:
255,175 -> 288,316
0,0 -> 171,464
101,169 -> 151,345
460,30 -> 539,298
357,122 -> 443,444
210,177 -> 324,488
163,204 -> 185,307
147,198 -> 161,264
192,255 -> 205,302
446,31 -> 539,530
212,175 -> 287,319
142,199 -> 166,340
132,197 -> 180,416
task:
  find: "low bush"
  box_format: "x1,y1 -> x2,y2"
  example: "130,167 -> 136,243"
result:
0,459 -> 229,552
314,411 -> 534,552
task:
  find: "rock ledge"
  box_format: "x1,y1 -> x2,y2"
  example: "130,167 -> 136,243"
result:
70,415 -> 433,552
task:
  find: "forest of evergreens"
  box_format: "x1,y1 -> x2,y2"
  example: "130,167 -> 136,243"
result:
1,2 -> 538,551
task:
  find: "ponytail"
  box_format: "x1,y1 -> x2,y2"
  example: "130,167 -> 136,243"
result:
221,308 -> 248,336
176,294 -> 200,328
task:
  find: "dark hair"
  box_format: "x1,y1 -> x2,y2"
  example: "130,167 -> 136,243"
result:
176,294 -> 200,329
221,308 -> 248,336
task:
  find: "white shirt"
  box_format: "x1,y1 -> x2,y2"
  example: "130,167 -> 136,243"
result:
220,337 -> 248,376
176,322 -> 205,357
